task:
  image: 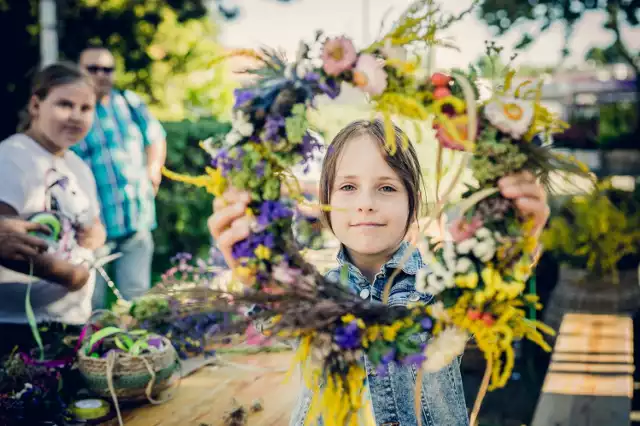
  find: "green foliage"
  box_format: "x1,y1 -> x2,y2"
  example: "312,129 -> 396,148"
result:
542,181 -> 640,282
153,118 -> 231,276
59,1 -> 235,122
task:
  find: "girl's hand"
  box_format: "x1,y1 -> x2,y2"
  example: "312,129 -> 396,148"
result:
498,171 -> 549,238
208,188 -> 252,273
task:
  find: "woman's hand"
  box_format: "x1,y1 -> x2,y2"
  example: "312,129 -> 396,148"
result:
76,218 -> 107,251
0,217 -> 50,264
208,188 -> 252,276
498,171 -> 549,238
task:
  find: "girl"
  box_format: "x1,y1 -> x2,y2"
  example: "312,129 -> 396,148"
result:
209,120 -> 549,425
0,63 -> 106,357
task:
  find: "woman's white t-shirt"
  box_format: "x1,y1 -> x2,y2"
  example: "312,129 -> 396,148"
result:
0,133 -> 100,325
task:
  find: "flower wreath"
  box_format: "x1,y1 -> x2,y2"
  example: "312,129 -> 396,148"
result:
163,1 -> 591,424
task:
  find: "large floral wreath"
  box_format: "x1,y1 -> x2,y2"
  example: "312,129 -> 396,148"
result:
162,1 -> 591,425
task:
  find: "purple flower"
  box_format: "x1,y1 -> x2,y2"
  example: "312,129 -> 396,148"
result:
234,89 -> 255,109
334,320 -> 361,350
319,78 -> 341,99
211,147 -> 245,177
231,231 -> 276,260
304,72 -> 320,82
255,161 -> 266,178
420,317 -> 433,330
257,200 -> 294,227
171,252 -> 192,264
402,353 -> 427,367
296,132 -> 323,173
264,115 -> 286,141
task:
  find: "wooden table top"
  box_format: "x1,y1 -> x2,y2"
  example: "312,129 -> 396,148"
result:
122,352 -> 299,426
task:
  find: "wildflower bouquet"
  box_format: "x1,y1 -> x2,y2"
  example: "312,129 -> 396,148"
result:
162,0 -> 591,423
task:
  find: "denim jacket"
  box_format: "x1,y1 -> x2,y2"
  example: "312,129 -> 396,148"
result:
289,242 -> 469,426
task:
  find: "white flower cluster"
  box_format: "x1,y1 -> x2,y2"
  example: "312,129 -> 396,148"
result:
224,111 -> 254,146
456,227 -> 499,262
416,227 -> 501,296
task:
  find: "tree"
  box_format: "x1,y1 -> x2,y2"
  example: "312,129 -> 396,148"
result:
478,0 -> 640,134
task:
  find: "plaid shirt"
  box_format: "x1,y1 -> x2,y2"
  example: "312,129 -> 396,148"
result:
71,90 -> 165,239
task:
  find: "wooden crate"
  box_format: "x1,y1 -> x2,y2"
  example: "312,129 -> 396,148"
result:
531,313 -> 634,426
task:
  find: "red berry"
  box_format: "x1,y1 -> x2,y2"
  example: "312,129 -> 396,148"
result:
467,309 -> 482,321
482,313 -> 495,326
433,86 -> 451,99
431,72 -> 451,87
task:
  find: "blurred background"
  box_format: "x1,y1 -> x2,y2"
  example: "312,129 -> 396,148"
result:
0,2 -> 638,423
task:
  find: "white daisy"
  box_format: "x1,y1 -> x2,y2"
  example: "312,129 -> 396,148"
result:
483,96 -> 534,139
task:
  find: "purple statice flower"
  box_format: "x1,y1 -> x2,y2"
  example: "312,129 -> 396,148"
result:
334,320 -> 361,350
257,200 -> 294,227
231,231 -> 276,260
234,88 -> 255,109
304,72 -> 320,82
296,132 -> 323,173
376,348 -> 397,376
319,78 -> 341,99
171,252 -> 192,264
402,352 -> 427,367
264,115 -> 285,141
255,161 -> 266,178
211,147 -> 245,177
420,317 -> 433,330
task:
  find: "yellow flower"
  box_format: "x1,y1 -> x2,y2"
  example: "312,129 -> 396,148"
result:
234,265 -> 255,280
254,244 -> 271,260
366,325 -> 380,341
382,322 -> 403,341
481,266 -> 503,289
341,314 -> 356,324
511,257 -> 531,282
455,272 -> 479,289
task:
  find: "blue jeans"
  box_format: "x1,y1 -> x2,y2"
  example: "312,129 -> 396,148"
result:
92,230 -> 154,309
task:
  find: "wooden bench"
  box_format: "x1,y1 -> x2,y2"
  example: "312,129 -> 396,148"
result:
531,313 -> 634,426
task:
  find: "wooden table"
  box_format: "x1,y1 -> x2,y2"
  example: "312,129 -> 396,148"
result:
122,352 -> 299,426
531,313 -> 634,426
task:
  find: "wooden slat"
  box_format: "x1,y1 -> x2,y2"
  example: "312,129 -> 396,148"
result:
532,394 -> 631,426
553,335 -> 633,354
542,372 -> 633,398
552,353 -> 634,364
549,362 -> 635,374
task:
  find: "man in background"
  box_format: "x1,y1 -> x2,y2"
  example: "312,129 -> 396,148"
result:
73,45 -> 167,308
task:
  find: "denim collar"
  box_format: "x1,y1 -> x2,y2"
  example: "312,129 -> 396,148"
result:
336,241 -> 422,283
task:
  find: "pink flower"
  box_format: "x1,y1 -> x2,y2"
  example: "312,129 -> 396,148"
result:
353,54 -> 388,96
321,37 -> 357,76
449,215 -> 483,243
272,262 -> 302,285
434,115 -> 471,151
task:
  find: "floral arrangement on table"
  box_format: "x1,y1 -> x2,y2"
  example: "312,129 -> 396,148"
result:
0,350 -> 71,425
161,1 -> 592,424
104,251 -> 237,359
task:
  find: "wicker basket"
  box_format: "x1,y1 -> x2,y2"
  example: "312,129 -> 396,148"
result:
78,335 -> 178,403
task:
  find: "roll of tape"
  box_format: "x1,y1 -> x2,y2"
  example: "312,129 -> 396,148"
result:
70,398 -> 112,420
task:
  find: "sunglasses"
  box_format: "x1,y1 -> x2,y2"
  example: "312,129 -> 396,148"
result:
85,65 -> 114,74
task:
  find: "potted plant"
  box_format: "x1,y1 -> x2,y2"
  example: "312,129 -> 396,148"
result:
541,181 -> 640,332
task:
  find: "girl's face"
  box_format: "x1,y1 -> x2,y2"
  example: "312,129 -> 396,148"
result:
329,134 -> 410,259
29,81 -> 95,151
